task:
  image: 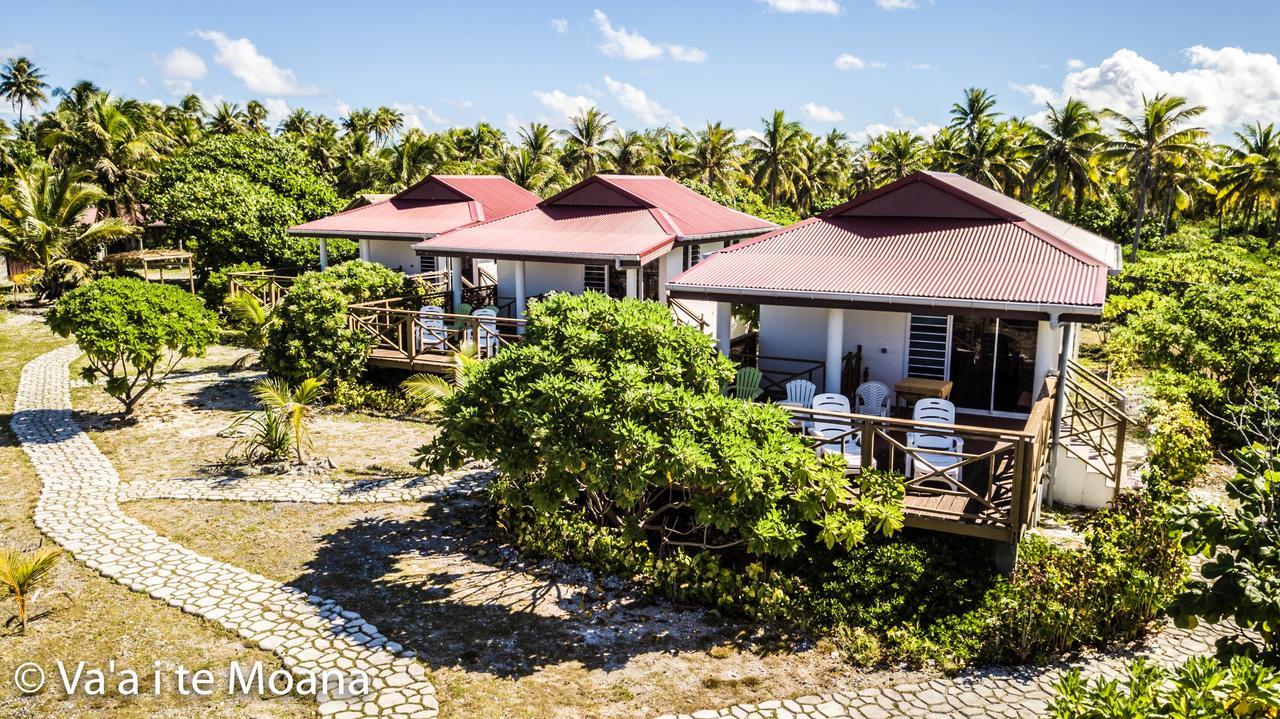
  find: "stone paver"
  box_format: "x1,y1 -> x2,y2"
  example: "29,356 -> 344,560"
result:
13,346 -> 438,719
115,469 -> 490,505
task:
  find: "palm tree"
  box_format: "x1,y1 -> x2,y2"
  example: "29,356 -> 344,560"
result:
244,100 -> 269,133
1100,93 -> 1208,260
560,107 -> 614,179
0,163 -> 135,297
208,101 -> 248,135
370,106 -> 404,146
1217,122 -> 1280,246
951,119 -> 1031,194
278,108 -> 316,135
866,130 -> 928,185
650,128 -> 694,179
0,547 -> 61,634
223,291 -> 276,368
1025,99 -> 1107,213
603,129 -> 653,174
251,377 -> 325,463
0,57 -> 49,124
39,93 -> 170,217
950,87 -> 999,142
496,147 -> 555,192
518,122 -> 558,163
747,110 -> 805,207
382,128 -> 452,190
692,121 -> 741,191
455,122 -> 505,163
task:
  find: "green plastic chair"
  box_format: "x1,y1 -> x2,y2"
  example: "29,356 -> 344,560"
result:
726,367 -> 764,401
448,302 -> 473,330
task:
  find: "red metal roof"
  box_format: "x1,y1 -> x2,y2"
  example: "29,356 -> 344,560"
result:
417,174 -> 775,262
669,172 -> 1118,315
288,175 -> 539,239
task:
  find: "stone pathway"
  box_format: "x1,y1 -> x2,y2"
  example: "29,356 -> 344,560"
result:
115,469 -> 492,505
13,346 -> 438,719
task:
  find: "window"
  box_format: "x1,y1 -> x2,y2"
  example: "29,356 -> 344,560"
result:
584,265 -> 607,293
686,244 -> 703,270
416,253 -> 439,273
906,314 -> 950,380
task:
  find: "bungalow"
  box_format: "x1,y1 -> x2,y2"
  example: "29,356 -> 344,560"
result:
411,174 -> 777,323
667,171 -> 1121,416
288,175 -> 540,275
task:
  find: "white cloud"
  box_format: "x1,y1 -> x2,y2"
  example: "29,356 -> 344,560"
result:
393,102 -> 452,129
666,44 -> 708,63
505,113 -> 522,131
802,102 -> 845,122
857,107 -> 939,141
192,30 -> 318,95
1010,82 -> 1057,106
907,63 -> 931,70
592,10 -> 663,60
262,98 -> 289,126
0,42 -> 34,58
604,76 -> 679,125
835,53 -> 865,70
1016,46 -> 1280,133
876,0 -> 918,9
550,18 -> 569,32
1066,58 -> 1086,69
160,47 -> 206,80
735,128 -> 764,143
834,53 -> 885,71
591,10 -> 706,62
759,0 -> 842,14
532,89 -> 595,121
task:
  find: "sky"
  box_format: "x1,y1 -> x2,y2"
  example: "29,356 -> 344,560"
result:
4,0 -> 1280,141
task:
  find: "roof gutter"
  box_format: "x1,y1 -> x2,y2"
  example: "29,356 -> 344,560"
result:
667,282 -> 1103,319
288,229 -> 437,241
675,226 -> 777,245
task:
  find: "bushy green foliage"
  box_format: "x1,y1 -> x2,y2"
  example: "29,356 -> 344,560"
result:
681,179 -> 801,225
1172,445 -> 1280,661
262,261 -> 409,384
977,485 -> 1189,664
201,260 -> 264,311
1144,399 -> 1213,486
1051,655 -> 1280,719
331,378 -> 432,417
46,277 -> 219,413
143,134 -> 353,274
420,292 -> 904,560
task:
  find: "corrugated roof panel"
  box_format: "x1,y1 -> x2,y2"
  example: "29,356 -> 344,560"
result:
670,216 -> 1109,308
417,206 -> 676,261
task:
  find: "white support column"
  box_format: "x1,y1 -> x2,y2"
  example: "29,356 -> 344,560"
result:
825,308 -> 844,394
1033,320 -> 1061,395
318,238 -> 329,270
450,257 -> 464,310
715,302 -> 732,355
358,239 -> 370,262
625,268 -> 639,299
656,256 -> 668,303
514,260 -> 527,319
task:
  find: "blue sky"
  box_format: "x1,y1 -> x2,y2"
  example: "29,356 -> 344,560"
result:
4,0 -> 1279,140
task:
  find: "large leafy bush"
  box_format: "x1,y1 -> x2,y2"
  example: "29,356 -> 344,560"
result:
46,277 -> 219,413
1171,444 -> 1280,661
144,134 -> 353,274
419,292 -> 903,559
1051,655 -> 1280,719
262,261 -> 410,383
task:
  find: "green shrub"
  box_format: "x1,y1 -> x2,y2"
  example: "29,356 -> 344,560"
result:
331,379 -> 431,417
46,278 -> 219,413
1051,655 -> 1280,719
1145,399 -> 1213,486
978,484 -> 1188,663
1171,445 -> 1280,661
202,261 -> 264,312
262,261 -> 410,384
418,292 -> 904,561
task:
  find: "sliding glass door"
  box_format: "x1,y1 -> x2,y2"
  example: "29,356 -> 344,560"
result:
945,317 -> 1038,415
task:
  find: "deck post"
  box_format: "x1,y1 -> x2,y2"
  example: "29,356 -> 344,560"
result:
451,257 -> 464,311
656,255 -> 668,303
824,308 -> 843,393
625,268 -> 639,299
715,302 -> 732,355
513,260 -> 527,319
318,238 -> 329,270
1045,322 -> 1077,508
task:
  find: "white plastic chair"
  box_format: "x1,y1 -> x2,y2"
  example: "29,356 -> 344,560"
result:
785,379 -> 817,407
912,398 -> 956,424
811,421 -> 875,472
905,432 -> 964,483
472,307 -> 499,357
854,381 -> 892,417
812,392 -> 851,413
415,305 -> 448,352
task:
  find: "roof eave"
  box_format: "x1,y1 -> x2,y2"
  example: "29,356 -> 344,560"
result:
288,228 -> 437,240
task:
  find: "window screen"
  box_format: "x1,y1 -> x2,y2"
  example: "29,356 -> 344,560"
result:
907,315 -> 950,379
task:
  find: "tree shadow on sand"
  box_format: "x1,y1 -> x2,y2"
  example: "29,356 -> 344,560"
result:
288,474 -> 805,679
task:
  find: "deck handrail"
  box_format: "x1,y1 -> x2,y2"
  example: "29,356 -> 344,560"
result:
1060,363 -> 1129,497
348,297 -> 527,365
1066,358 -> 1127,412
227,268 -> 313,308
734,352 -> 826,399
667,297 -> 709,332
476,265 -> 498,286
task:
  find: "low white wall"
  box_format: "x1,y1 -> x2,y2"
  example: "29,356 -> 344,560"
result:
361,239 -> 421,273
496,260 -> 584,301
758,305 -> 909,388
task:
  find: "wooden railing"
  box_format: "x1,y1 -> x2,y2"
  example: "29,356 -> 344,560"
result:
668,297 -> 709,332
1061,359 -> 1130,494
477,265 -> 498,286
785,386 -> 1054,543
348,297 -> 526,365
461,283 -> 499,310
405,269 -> 451,294
733,351 -> 826,399
227,267 -> 313,308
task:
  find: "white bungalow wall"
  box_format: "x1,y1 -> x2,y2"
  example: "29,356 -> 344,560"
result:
757,305 -> 1069,411
495,260 -> 585,300
359,239 -> 421,274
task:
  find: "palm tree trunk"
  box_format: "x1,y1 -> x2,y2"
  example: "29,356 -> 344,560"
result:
1271,200 -> 1280,250
1130,165 -> 1150,262
1050,173 -> 1062,215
